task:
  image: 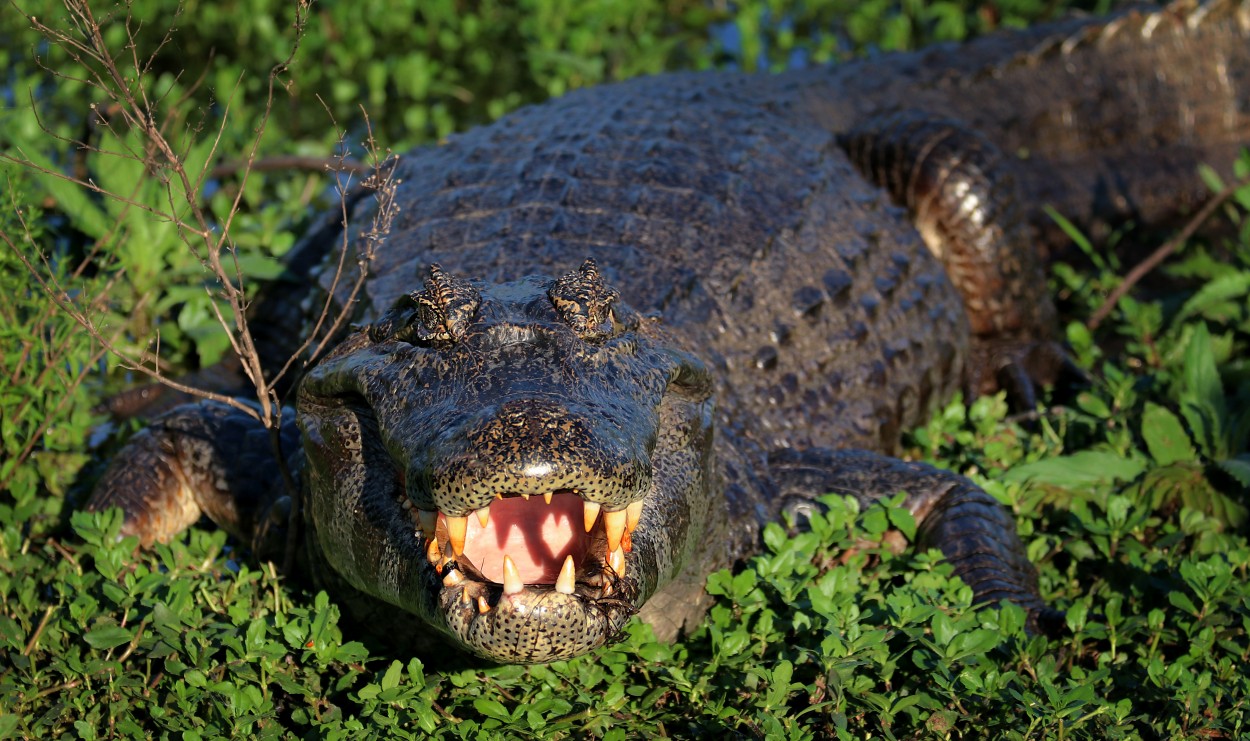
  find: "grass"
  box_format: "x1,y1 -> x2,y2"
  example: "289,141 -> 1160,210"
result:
2,0 -> 1249,737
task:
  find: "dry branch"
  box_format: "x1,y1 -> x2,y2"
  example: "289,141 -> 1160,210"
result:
1087,173 -> 1250,330
2,0 -> 388,532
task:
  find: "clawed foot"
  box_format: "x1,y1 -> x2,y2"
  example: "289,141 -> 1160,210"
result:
968,337 -> 1087,413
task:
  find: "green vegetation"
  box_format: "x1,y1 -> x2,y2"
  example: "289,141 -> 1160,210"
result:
2,0 -> 1248,737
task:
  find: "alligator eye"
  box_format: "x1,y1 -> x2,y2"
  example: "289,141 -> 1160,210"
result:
370,264 -> 481,344
547,259 -> 621,341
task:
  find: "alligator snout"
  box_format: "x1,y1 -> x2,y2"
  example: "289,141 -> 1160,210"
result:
422,397 -> 653,511
406,396 -> 652,588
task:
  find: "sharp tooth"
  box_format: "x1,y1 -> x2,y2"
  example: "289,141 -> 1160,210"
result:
626,501 -> 643,532
607,546 -> 626,577
425,536 -> 441,564
604,509 -> 627,553
521,493 -> 530,501
543,491 -> 553,505
496,492 -> 503,500
583,501 -> 601,532
502,554 -> 524,595
445,515 -> 467,556
555,555 -> 576,595
418,510 -> 437,541
442,569 -> 463,587
475,506 -> 490,528
477,596 -> 490,613
461,589 -> 471,605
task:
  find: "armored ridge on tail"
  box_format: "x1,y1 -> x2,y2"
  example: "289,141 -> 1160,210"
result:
90,1 -> 1249,663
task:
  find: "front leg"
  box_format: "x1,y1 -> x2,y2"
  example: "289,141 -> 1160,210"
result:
87,400 -> 299,557
769,447 -> 1063,635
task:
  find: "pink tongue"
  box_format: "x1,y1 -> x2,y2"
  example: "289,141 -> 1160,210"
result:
461,493 -> 588,583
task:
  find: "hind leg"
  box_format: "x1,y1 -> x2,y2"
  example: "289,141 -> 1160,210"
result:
841,112 -> 1083,403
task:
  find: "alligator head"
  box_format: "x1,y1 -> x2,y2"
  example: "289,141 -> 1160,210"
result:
297,260 -> 718,663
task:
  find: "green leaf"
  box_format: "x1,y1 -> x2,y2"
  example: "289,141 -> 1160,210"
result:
765,660 -> 793,709
931,611 -> 956,647
1175,272 -> 1250,325
1179,324 -> 1224,455
473,698 -> 513,721
380,659 -> 403,691
887,505 -> 917,541
84,624 -> 132,650
1141,403 -> 1196,465
947,628 -> 1001,661
1003,450 -> 1148,487
1043,206 -> 1098,266
1168,590 -> 1199,616
1216,456 -> 1250,489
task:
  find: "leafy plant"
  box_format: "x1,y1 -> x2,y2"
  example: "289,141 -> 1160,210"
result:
2,0 -> 1249,738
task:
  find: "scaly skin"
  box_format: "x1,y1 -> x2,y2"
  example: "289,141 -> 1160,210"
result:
90,1 -> 1248,663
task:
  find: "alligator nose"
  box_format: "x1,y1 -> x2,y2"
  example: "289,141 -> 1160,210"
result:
422,397 -> 653,513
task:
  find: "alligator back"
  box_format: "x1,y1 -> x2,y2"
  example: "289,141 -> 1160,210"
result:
788,0 -> 1250,247
345,69 -> 967,460
322,1 -> 1248,461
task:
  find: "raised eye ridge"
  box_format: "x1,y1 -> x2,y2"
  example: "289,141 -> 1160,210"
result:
547,259 -> 621,341
370,264 -> 482,344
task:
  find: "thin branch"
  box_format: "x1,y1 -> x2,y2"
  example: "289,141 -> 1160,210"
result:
1087,174 -> 1250,329
10,0 -> 378,533
2,228 -> 264,421
209,155 -> 369,179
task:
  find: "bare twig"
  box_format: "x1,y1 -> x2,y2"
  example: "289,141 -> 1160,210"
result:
8,0 -> 386,559
5,231 -> 260,416
272,107 -> 400,390
210,155 -> 369,179
1087,174 -> 1250,330
0,187 -> 135,492
278,108 -> 399,571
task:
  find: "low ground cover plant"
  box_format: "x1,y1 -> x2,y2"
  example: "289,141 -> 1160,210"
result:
1,1 -> 1247,737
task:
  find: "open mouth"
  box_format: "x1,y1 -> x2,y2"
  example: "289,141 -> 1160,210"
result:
400,491 -> 643,603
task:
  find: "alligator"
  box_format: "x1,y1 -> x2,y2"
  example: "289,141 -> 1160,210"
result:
89,0 -> 1249,663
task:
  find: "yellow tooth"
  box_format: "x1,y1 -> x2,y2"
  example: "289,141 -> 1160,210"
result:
460,589 -> 471,605
496,492 -> 503,500
442,569 -> 463,588
445,515 -> 467,557
607,546 -> 626,577
604,509 -> 627,553
583,501 -> 601,532
425,536 -> 441,564
521,493 -> 530,501
418,510 -> 437,541
543,491 -> 553,505
626,501 -> 643,532
555,555 -> 576,595
502,554 -> 524,595
475,506 -> 490,528
477,596 -> 490,613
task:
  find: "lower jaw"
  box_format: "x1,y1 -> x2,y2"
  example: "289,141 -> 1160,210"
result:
435,569 -> 641,663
